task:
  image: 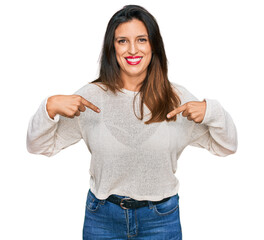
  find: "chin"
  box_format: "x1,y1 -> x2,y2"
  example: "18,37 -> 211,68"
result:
126,67 -> 145,74
127,71 -> 144,77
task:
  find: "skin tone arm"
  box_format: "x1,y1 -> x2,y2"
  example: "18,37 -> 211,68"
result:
46,95 -> 101,120
167,100 -> 207,124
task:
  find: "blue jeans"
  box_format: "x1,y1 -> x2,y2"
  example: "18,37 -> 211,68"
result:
82,189 -> 182,239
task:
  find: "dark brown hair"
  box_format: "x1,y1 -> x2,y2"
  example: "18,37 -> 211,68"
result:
91,4 -> 181,124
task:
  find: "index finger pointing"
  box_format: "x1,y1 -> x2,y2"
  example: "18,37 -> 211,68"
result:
81,97 -> 101,113
167,104 -> 187,118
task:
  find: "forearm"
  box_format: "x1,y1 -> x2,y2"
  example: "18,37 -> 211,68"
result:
190,98 -> 238,156
26,96 -> 60,156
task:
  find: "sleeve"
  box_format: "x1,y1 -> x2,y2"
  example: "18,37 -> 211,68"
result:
189,98 -> 238,157
172,82 -> 238,157
26,90 -> 83,157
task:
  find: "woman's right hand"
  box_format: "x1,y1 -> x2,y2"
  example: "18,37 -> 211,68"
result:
46,95 -> 101,120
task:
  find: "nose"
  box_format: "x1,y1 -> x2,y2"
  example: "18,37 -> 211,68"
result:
128,42 -> 138,55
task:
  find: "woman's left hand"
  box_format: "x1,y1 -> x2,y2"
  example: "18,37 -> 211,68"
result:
167,100 -> 207,123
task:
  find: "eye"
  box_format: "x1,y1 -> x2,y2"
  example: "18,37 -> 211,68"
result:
118,39 -> 126,44
138,38 -> 147,43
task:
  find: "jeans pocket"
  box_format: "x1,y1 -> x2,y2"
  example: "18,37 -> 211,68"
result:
153,194 -> 179,216
86,190 -> 102,213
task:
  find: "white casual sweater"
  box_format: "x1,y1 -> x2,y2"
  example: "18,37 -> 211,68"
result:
26,82 -> 238,201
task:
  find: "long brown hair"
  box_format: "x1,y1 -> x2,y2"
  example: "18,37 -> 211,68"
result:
91,5 -> 181,124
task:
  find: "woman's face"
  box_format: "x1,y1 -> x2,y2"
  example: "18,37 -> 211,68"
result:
114,18 -> 152,81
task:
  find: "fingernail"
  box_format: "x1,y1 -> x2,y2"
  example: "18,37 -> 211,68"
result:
167,114 -> 171,118
97,109 -> 101,113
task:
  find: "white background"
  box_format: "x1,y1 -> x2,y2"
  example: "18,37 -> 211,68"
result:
0,0 -> 263,239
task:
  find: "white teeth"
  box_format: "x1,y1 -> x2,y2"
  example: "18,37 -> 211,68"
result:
126,57 -> 142,62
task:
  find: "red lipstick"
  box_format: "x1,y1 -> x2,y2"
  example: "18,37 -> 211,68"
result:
125,56 -> 143,65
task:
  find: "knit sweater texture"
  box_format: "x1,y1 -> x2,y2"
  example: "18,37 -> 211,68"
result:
26,82 -> 238,201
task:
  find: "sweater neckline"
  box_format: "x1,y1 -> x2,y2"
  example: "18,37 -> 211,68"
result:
120,88 -> 139,96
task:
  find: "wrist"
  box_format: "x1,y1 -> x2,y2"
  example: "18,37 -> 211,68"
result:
46,96 -> 57,120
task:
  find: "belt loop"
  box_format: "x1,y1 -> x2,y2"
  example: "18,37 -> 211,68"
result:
148,200 -> 154,209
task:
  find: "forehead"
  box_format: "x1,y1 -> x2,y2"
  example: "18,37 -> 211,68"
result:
115,19 -> 148,37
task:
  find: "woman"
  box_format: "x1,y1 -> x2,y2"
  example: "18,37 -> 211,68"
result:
26,4 -> 238,240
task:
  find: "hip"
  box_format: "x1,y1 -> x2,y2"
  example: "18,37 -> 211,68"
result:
82,189 -> 182,239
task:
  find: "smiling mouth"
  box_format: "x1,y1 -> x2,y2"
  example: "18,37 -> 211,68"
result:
125,57 -> 143,65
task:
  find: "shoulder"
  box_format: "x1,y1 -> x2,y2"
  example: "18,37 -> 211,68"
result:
74,82 -> 106,94
170,81 -> 199,103
73,82 -> 108,96
170,82 -> 186,95
73,82 -> 108,103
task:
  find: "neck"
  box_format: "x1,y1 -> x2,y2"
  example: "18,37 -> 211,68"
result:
120,72 -> 146,92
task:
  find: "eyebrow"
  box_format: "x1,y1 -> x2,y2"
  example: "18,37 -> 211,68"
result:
115,34 -> 148,40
